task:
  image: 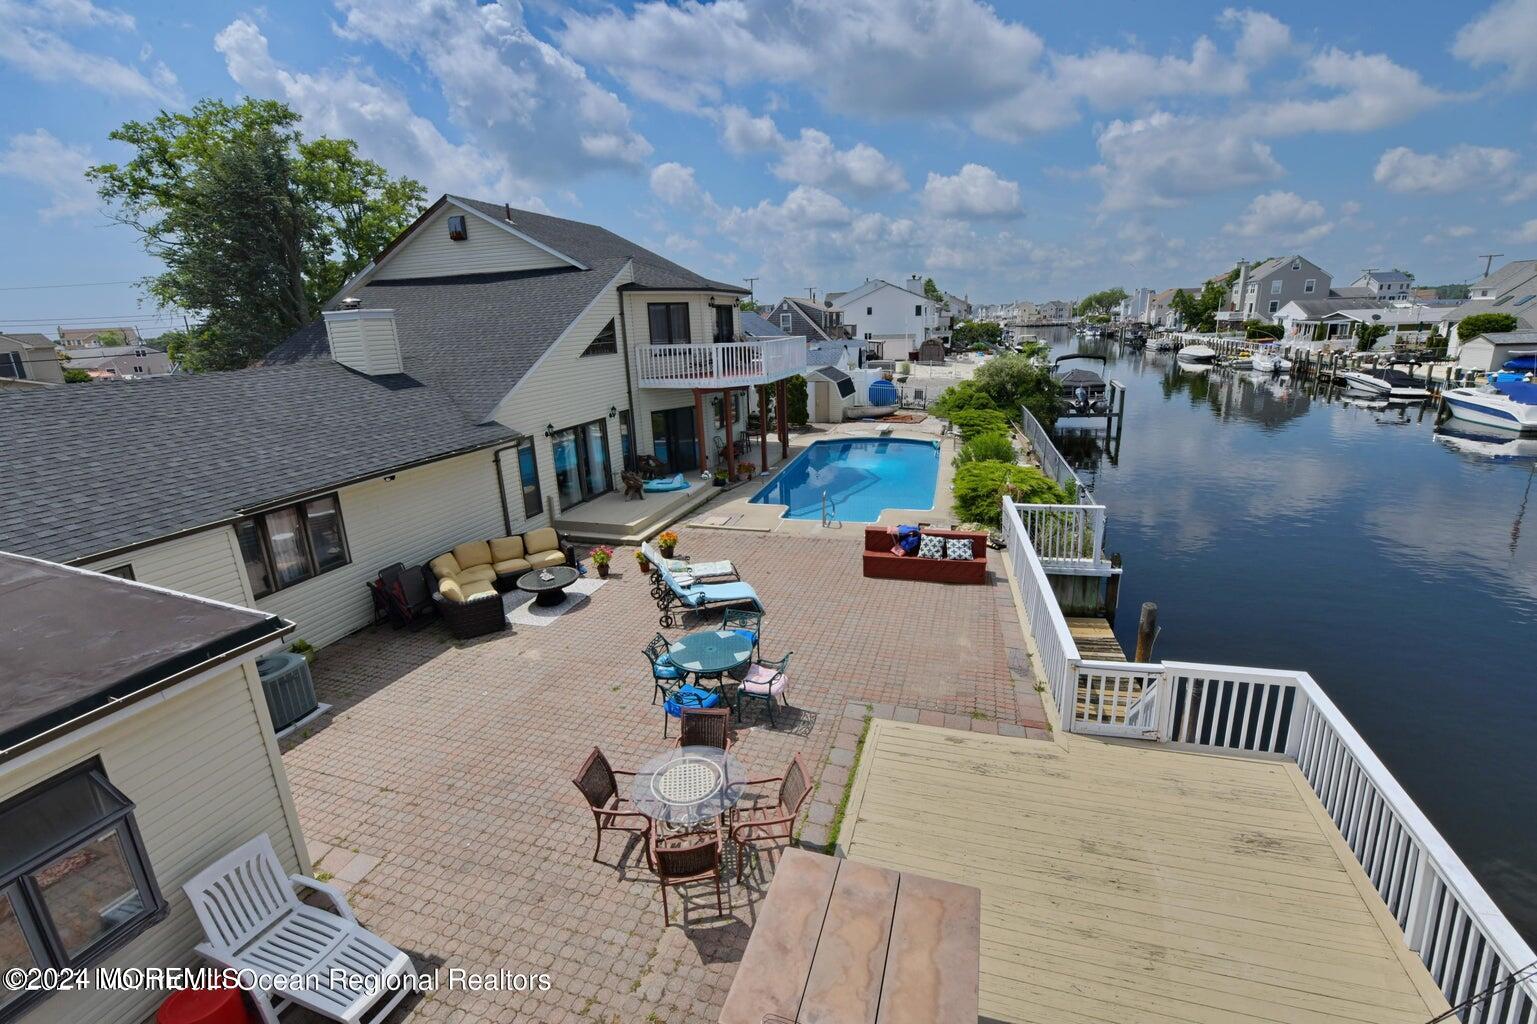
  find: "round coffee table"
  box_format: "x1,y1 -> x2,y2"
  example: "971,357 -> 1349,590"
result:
516,565 -> 580,606
630,746 -> 747,828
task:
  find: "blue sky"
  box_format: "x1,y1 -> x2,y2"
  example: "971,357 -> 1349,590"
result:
1,0 -> 1534,338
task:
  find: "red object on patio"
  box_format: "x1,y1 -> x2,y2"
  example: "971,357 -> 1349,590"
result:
861,526 -> 988,584
157,986 -> 252,1024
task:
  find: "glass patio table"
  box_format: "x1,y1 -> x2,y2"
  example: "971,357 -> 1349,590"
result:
668,629 -> 753,678
630,746 -> 748,827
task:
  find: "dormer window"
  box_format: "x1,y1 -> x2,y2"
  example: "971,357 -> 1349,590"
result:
1291,259 -> 1301,271
447,215 -> 468,241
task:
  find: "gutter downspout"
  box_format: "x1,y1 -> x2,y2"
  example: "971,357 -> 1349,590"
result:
617,259 -> 639,472
492,442 -> 522,535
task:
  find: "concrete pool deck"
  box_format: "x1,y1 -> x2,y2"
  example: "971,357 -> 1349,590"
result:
684,416 -> 962,536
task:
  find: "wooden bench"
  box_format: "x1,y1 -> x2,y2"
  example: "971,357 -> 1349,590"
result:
719,848 -> 980,1024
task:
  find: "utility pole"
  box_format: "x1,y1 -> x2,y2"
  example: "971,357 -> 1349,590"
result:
806,286 -> 817,302
742,276 -> 758,301
1478,254 -> 1503,278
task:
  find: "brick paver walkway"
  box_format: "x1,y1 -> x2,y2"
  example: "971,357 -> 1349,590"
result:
280,528 -> 1042,1023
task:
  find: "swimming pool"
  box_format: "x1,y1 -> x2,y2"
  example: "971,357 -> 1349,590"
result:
749,437 -> 940,521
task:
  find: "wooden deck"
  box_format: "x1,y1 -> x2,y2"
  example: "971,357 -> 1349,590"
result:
1067,616 -> 1126,661
838,721 -> 1451,1024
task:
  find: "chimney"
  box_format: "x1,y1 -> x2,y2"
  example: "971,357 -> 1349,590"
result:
1234,260 -> 1248,310
323,306 -> 403,376
908,274 -> 924,295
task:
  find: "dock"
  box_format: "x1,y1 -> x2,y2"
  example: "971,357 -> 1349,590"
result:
1067,616 -> 1125,661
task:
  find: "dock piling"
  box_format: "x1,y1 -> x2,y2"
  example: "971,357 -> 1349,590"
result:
1135,602 -> 1158,662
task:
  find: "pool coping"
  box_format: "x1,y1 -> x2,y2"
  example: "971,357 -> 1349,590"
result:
747,435 -> 944,524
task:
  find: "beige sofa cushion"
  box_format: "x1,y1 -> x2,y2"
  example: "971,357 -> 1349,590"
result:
461,580 -> 499,602
437,577 -> 465,603
457,565 -> 497,585
526,549 -> 566,569
524,527 -> 560,555
494,557 -> 532,576
489,536 -> 525,562
429,553 -> 461,581
453,540 -> 493,569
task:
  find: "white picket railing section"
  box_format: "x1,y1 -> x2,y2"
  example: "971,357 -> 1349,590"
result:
1013,502 -> 1110,574
1019,404 -> 1085,498
634,337 -> 807,388
1000,493 -> 1537,1019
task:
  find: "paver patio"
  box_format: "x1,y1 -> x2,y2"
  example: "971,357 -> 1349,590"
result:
280,527 -> 1041,1023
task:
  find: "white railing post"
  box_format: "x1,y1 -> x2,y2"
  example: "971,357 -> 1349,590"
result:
1403,849 -> 1435,954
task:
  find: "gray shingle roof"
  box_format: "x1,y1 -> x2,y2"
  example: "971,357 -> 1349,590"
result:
0,363 -> 514,564
1285,297 -> 1389,317
740,310 -> 785,337
0,333 -> 55,350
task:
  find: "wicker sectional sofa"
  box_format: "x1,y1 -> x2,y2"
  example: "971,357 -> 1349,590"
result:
428,527 -> 575,638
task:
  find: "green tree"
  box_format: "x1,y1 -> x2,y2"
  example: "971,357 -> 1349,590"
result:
1170,281 -> 1226,332
1243,320 -> 1283,340
951,320 -> 1003,349
1074,288 -> 1128,317
929,379 -> 998,418
94,329 -> 126,347
1354,321 -> 1390,352
740,299 -> 760,312
1458,313 -> 1519,340
784,374 -> 809,425
972,348 -> 1059,426
63,368 -> 92,383
923,277 -> 944,304
89,98 -> 424,371
947,408 -> 1012,441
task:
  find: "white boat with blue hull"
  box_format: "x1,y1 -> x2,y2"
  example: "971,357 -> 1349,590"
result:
1443,379 -> 1537,434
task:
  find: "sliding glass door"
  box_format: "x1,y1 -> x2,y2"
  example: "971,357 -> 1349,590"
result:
552,419 -> 612,509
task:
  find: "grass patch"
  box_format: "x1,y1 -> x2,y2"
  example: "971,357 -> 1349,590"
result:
825,710 -> 873,852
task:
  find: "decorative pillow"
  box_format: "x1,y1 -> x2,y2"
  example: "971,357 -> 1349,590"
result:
946,538 -> 973,560
917,534 -> 947,559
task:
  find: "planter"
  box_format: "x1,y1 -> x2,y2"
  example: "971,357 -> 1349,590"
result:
596,563 -> 610,579
659,545 -> 676,559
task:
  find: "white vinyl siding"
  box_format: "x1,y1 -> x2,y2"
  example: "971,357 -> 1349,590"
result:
615,287 -> 741,458
495,267 -> 638,519
3,663 -> 303,1024
372,206 -> 568,281
83,528 -> 255,608
255,450 -> 515,648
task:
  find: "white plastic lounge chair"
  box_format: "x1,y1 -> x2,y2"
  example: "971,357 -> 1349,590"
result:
656,563 -> 763,628
184,834 -> 414,1024
640,540 -> 737,582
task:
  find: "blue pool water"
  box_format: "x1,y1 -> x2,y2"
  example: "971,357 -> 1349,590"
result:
750,437 -> 939,521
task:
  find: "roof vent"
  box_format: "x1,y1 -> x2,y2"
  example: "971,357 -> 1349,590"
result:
339,296 -> 362,310
322,307 -> 402,376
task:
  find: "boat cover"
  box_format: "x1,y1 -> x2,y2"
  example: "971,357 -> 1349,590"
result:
1492,379 -> 1537,405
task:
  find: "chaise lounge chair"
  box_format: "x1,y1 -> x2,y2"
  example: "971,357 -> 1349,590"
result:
641,540 -> 738,600
655,563 -> 763,629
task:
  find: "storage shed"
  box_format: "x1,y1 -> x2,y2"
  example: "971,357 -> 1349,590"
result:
1455,330 -> 1537,372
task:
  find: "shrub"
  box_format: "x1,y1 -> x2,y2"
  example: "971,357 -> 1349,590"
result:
1459,313 -> 1519,340
929,379 -> 997,418
784,374 -> 809,425
947,408 -> 1011,441
956,431 -> 1016,465
952,462 -> 1068,527
972,350 -> 1060,427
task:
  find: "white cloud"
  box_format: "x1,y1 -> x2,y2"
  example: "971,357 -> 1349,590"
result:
1050,36 -> 1247,110
1092,112 -> 1283,211
1512,218 -> 1537,243
1230,190 -> 1333,244
0,0 -> 179,102
332,0 -> 651,183
718,105 -> 782,154
0,129 -> 96,220
1373,144 -> 1518,194
921,164 -> 1022,219
1255,49 -> 1448,135
215,18 -> 520,200
772,129 -> 906,195
1220,8 -> 1293,64
1454,0 -> 1537,86
649,162 -> 711,209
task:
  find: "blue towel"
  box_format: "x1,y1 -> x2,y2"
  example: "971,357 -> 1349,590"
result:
895,525 -> 922,556
682,581 -> 762,609
664,685 -> 720,717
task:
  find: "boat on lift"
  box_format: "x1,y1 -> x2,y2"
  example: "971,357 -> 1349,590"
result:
1176,343 -> 1217,364
1442,378 -> 1537,434
1250,342 -> 1293,374
1053,354 -> 1110,416
1337,363 -> 1432,401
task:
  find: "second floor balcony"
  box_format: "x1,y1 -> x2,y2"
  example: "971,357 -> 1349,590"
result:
634,337 -> 807,389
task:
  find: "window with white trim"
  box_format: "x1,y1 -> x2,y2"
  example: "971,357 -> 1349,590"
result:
779,312 -> 792,330
1268,300 -> 1279,313
0,761 -> 165,1022
1304,279 -> 1316,294
1271,279 -> 1283,295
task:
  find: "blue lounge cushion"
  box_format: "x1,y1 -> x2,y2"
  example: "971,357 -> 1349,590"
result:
664,685 -> 720,717
643,473 -> 690,493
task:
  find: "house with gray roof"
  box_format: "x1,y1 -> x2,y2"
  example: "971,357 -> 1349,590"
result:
1443,259 -> 1537,352
0,194 -> 806,648
1231,256 -> 1332,321
1350,270 -> 1414,301
0,332 -> 63,387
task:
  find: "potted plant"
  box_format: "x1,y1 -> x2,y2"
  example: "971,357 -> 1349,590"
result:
633,548 -> 650,579
657,530 -> 679,558
739,461 -> 756,479
712,468 -> 728,487
590,545 -> 613,579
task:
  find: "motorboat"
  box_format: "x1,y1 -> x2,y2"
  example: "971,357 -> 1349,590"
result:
1250,342 -> 1293,374
1053,354 -> 1110,416
1337,365 -> 1431,401
1176,343 -> 1217,364
1434,421 -> 1537,460
1442,378 -> 1537,434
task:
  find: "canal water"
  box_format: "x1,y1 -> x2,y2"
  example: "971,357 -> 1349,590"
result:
1038,328 -> 1537,942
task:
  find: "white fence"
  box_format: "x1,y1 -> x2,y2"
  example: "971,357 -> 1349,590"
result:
1018,405 -> 1085,499
1002,493 -> 1537,1019
634,337 -> 807,388
1012,502 -> 1110,574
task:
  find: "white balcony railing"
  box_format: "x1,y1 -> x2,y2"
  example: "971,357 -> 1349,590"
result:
633,338 -> 807,388
1012,502 -> 1110,575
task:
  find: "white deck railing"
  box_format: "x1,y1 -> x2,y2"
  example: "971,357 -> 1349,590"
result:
1001,492 -> 1537,1019
634,337 -> 807,388
1019,405 -> 1085,498
1012,502 -> 1110,574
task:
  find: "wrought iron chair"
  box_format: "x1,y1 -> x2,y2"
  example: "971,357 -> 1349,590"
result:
649,826 -> 725,925
730,754 -> 811,882
643,633 -> 683,706
738,651 -> 792,726
678,706 -> 730,751
721,608 -> 762,662
572,747 -> 652,868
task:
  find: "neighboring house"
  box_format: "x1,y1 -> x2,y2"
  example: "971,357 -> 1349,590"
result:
827,277 -> 943,356
1350,270 -> 1414,302
1232,256 -> 1331,320
57,325 -> 144,349
61,344 -> 174,380
1444,259 -> 1537,352
1118,288 -> 1154,322
0,332 -> 64,387
762,295 -> 846,343
0,194 -> 799,650
1035,300 -> 1073,322
1146,287 -> 1199,328
942,291 -> 973,321
0,552 -> 305,1024
1273,298 -> 1418,344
